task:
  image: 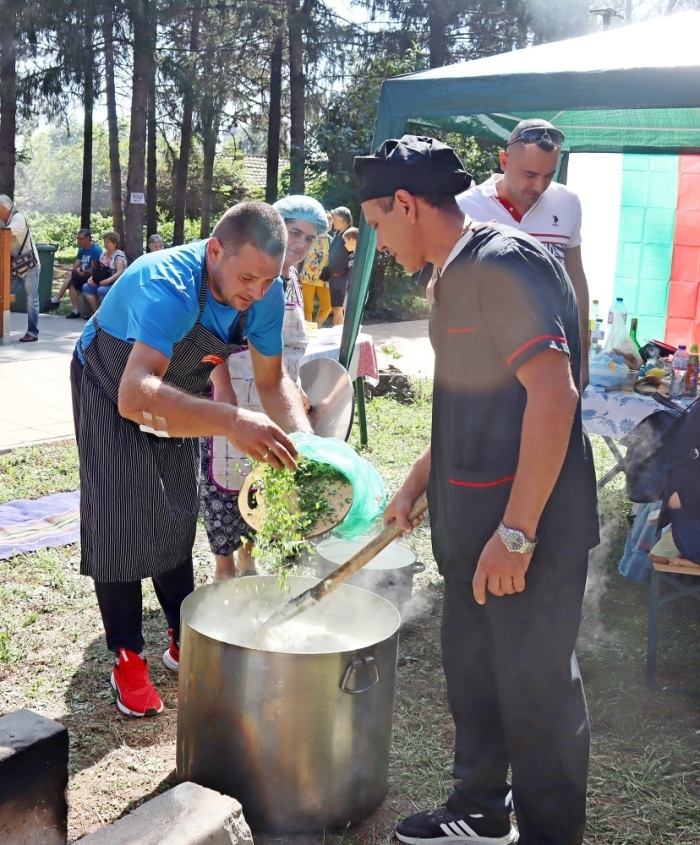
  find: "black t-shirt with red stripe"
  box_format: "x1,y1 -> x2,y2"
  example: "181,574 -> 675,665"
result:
427,222 -> 599,581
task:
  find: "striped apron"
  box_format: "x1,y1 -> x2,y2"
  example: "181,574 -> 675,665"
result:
77,262 -> 248,582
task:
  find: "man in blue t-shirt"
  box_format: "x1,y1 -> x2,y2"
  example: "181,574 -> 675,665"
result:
70,202 -> 312,720
48,228 -> 103,317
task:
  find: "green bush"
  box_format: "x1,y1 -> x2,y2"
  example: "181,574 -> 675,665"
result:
27,211 -> 204,255
30,212 -> 117,251
154,215 -> 202,245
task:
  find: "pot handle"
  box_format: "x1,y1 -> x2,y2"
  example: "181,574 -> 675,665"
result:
340,655 -> 379,695
412,560 -> 426,574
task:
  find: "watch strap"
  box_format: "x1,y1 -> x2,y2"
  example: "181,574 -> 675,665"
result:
497,521 -> 538,554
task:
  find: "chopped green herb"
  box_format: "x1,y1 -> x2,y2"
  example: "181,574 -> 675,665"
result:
251,458 -> 350,588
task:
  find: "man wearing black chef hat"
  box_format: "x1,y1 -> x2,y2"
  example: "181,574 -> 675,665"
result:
355,135 -> 599,845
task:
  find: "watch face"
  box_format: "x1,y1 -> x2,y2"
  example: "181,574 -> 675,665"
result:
509,532 -> 524,551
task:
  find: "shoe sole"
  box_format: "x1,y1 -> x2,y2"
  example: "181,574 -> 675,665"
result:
162,648 -> 179,671
396,830 -> 518,845
110,671 -> 164,717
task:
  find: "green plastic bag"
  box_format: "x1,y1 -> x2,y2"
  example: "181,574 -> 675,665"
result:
290,432 -> 386,538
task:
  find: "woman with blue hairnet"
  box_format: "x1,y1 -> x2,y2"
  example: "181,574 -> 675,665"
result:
200,195 -> 328,579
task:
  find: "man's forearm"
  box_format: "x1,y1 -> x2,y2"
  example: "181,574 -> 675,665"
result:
502,385 -> 577,539
401,446 -> 431,498
258,374 -> 312,433
210,361 -> 237,405
119,373 -> 240,438
565,249 -> 590,360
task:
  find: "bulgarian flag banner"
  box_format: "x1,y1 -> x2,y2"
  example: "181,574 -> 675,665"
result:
568,152 -> 700,351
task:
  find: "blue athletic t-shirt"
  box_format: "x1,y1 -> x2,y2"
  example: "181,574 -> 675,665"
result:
77,239 -> 284,363
78,242 -> 103,272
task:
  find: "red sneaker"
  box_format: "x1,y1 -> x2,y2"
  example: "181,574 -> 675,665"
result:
162,629 -> 179,671
110,649 -> 164,717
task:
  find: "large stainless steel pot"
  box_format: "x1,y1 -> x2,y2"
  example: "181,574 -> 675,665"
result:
176,575 -> 400,833
313,537 -> 425,615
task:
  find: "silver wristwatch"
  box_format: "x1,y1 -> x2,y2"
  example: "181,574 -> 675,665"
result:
497,522 -> 538,555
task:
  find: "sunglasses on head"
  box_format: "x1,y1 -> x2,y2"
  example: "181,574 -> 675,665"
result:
507,127 -> 565,151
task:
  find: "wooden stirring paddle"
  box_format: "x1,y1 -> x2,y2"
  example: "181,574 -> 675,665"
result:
258,492 -> 428,632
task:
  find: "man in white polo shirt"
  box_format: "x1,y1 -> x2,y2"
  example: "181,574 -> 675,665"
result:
455,119 -> 591,386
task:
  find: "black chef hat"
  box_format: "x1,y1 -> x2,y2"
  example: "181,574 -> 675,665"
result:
354,135 -> 472,203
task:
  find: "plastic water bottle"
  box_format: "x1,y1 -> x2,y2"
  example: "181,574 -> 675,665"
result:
591,319 -> 604,354
671,345 -> 689,398
589,299 -> 600,331
607,297 -> 628,327
685,344 -> 699,397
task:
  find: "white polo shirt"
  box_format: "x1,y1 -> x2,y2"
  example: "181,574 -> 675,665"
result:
457,175 -> 582,266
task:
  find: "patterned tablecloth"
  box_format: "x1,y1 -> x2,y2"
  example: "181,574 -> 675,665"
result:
582,387 -> 664,439
301,328 -> 379,385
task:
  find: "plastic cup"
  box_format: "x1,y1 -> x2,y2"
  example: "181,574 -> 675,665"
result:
621,369 -> 639,393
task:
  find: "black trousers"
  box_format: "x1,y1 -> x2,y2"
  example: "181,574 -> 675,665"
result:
441,545 -> 590,845
72,351 -> 195,655
94,558 -> 194,655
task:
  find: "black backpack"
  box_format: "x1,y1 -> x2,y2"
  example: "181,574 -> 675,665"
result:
621,394 -> 700,504
662,397 -> 700,518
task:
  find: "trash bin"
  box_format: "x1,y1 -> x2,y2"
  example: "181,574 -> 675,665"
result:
10,243 -> 58,313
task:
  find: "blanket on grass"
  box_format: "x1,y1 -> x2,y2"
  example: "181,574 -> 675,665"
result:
0,490 -> 80,560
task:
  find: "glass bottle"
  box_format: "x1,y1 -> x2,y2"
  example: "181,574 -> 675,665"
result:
629,317 -> 641,353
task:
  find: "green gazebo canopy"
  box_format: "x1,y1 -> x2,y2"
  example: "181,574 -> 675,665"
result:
340,10 -> 700,368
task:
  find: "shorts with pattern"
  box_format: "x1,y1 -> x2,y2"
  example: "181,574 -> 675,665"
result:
200,436 -> 254,556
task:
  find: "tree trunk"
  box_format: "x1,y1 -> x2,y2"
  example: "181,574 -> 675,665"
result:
287,0 -> 306,194
103,6 -> 124,245
265,27 -> 283,204
146,7 -> 158,239
80,20 -> 94,231
0,0 -> 18,198
427,0 -> 450,68
173,0 -> 202,246
200,96 -> 218,239
124,0 -> 152,262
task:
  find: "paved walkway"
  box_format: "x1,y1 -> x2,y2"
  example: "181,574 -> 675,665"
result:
0,312 -> 83,452
0,311 -> 434,453
365,319 -> 434,379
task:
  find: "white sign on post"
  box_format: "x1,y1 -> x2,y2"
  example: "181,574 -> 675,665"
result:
130,192 -> 146,204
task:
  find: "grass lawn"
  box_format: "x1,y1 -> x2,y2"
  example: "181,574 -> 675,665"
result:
1,388 -> 699,843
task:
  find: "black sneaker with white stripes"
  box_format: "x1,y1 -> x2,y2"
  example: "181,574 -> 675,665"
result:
395,806 -> 518,844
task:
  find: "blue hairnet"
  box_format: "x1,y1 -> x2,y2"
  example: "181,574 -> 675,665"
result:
273,195 -> 328,235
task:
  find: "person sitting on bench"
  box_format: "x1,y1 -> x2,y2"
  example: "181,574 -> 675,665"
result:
82,232 -> 127,315
48,229 -> 102,318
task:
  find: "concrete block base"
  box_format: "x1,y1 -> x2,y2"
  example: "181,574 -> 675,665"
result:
76,782 -> 253,845
0,708 -> 69,845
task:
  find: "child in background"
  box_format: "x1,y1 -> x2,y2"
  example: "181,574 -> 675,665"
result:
341,228 -> 358,315
342,227 -> 358,276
